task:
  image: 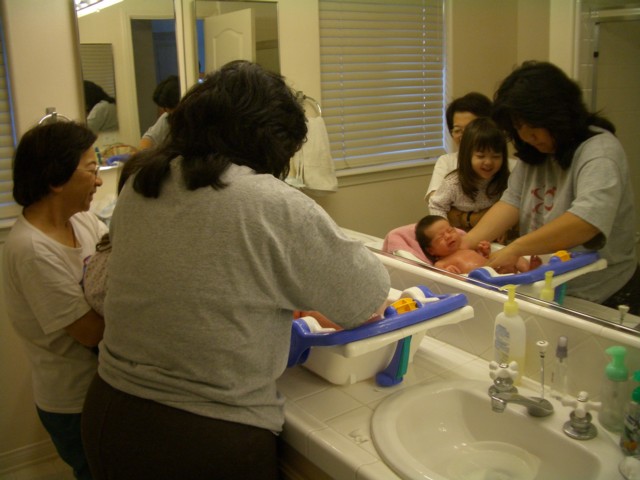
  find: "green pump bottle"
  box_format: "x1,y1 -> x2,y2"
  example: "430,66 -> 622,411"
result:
599,346 -> 629,433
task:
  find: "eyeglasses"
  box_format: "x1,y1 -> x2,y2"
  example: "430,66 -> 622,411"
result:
77,165 -> 101,177
451,127 -> 465,138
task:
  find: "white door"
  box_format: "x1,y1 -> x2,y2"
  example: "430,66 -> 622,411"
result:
203,8 -> 255,73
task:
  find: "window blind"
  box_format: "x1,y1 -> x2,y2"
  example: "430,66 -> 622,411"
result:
319,0 -> 445,170
0,11 -> 19,227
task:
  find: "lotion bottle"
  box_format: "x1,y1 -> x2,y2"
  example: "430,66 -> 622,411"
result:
493,285 -> 526,383
599,345 -> 629,433
621,371 -> 640,455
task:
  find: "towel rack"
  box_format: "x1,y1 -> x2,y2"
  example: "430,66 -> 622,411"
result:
38,107 -> 71,125
296,91 -> 322,116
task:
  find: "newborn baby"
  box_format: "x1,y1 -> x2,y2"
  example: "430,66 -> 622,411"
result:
415,215 -> 538,274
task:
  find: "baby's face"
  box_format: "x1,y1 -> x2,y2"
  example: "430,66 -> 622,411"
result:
425,219 -> 462,257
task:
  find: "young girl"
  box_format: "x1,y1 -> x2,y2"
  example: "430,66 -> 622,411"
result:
428,117 -> 510,231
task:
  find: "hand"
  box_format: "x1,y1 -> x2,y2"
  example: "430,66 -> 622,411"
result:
476,240 -> 491,258
487,244 -> 521,274
445,265 -> 462,274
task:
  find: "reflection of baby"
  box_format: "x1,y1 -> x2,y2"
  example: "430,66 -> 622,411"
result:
415,215 -> 539,274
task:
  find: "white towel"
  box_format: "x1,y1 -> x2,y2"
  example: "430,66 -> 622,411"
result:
286,117 -> 337,194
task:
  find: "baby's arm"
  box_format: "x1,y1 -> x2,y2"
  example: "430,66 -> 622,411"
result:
434,258 -> 462,274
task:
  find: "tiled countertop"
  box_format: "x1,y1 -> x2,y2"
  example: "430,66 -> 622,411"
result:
277,337 -> 493,480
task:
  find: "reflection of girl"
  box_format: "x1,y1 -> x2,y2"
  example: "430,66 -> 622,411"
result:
83,80 -> 118,133
462,61 -> 639,313
429,117 -> 509,231
139,75 -> 180,150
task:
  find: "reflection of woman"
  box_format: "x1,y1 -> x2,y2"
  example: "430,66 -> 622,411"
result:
3,122 -> 108,480
462,61 -> 639,313
83,80 -> 118,133
82,61 -> 390,479
139,75 -> 180,150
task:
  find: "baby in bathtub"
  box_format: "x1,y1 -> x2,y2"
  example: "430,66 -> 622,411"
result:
415,215 -> 540,274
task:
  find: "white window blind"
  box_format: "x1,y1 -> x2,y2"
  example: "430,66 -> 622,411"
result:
319,0 -> 445,170
0,11 -> 19,227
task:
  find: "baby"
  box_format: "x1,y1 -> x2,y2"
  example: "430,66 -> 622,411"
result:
415,215 -> 538,274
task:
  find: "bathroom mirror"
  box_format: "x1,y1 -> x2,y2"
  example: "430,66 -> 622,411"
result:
193,0 -> 279,76
75,0 -> 178,147
385,0 -> 640,335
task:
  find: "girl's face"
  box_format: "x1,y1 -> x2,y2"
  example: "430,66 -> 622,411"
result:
471,149 -> 503,180
515,124 -> 556,153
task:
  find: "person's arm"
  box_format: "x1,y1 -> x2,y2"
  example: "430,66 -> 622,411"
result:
64,308 -> 104,347
487,212 -> 600,272
425,153 -> 456,202
139,136 -> 155,150
461,201 -> 519,250
447,206 -> 491,230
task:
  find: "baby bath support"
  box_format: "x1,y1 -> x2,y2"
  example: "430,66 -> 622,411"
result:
287,286 -> 474,385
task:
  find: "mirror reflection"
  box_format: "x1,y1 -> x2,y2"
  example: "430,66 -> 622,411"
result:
193,1 -> 279,76
76,0 -> 178,148
389,2 -> 640,333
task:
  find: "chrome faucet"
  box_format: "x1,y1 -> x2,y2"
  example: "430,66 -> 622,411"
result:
488,361 -> 554,417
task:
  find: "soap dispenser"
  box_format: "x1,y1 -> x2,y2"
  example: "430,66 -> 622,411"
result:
539,271 -> 555,303
621,371 -> 640,455
493,285 -> 526,380
599,345 -> 629,433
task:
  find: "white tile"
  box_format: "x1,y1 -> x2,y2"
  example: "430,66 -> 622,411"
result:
281,401 -> 329,455
295,388 -> 362,423
325,405 -> 377,457
307,428 -> 379,480
356,460 -> 400,480
277,366 -> 330,401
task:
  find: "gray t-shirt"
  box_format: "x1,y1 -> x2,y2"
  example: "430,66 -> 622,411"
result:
501,128 -> 637,303
3,212 -> 108,412
142,112 -> 170,147
100,160 -> 390,432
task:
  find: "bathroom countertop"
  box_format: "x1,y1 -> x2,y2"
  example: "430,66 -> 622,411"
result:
277,337 -> 492,480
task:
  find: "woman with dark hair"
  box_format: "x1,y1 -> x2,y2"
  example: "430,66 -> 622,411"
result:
462,61 -> 639,313
2,121 -> 108,480
83,80 -> 118,133
139,75 -> 181,149
81,61 -> 390,479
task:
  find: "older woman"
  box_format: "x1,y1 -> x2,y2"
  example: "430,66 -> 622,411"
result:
462,61 -> 639,313
3,121 -> 107,480
81,61 -> 390,479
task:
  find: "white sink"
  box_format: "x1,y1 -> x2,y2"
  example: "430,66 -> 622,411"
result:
371,380 -> 623,480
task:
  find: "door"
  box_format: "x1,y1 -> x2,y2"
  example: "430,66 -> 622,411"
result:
203,8 -> 255,72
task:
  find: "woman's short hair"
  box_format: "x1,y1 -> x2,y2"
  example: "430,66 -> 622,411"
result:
12,122 -> 97,207
133,60 -> 308,197
445,92 -> 492,132
492,60 -> 614,169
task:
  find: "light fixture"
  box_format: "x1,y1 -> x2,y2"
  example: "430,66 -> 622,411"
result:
75,0 -> 123,18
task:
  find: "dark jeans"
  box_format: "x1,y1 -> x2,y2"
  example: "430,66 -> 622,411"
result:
82,374 -> 280,480
602,263 -> 640,315
36,408 -> 92,480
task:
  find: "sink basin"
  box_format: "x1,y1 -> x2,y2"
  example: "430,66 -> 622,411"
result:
371,380 -> 622,480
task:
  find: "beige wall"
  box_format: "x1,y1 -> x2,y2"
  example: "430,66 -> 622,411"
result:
0,0 -> 576,471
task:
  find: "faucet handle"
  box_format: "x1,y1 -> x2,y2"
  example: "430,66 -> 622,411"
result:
561,391 -> 601,418
489,360 -> 519,381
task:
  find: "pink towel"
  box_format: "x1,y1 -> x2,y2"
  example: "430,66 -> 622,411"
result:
382,224 -> 432,264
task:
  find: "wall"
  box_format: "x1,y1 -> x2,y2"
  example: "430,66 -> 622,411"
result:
0,0 -> 585,472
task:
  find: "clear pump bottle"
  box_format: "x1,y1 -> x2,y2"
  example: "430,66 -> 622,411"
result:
551,336 -> 568,399
599,345 -> 629,433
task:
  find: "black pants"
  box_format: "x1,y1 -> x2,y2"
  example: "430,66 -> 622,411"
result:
602,263 -> 640,315
81,374 -> 280,480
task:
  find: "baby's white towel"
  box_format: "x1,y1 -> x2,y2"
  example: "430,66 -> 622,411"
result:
287,116 -> 337,194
